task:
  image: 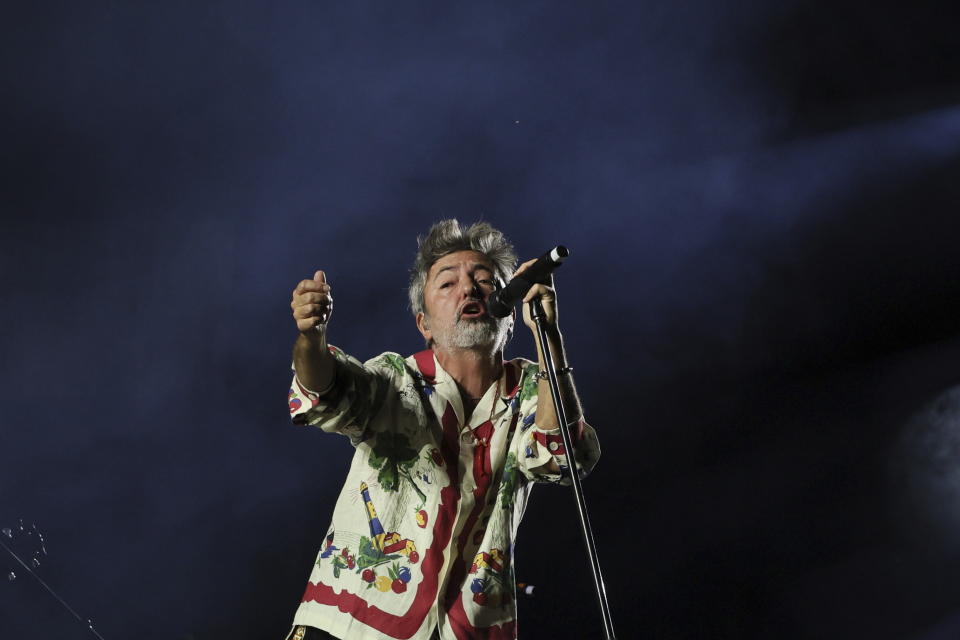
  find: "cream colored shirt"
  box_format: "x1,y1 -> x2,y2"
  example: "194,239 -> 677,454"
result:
287,347 -> 600,640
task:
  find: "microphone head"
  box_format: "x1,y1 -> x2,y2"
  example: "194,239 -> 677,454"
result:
487,246 -> 570,318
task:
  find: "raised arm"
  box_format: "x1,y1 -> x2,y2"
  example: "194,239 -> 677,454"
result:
516,259 -> 583,433
507,257 -> 600,483
291,270 -> 336,394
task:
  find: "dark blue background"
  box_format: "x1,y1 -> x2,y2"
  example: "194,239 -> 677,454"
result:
3,1 -> 960,638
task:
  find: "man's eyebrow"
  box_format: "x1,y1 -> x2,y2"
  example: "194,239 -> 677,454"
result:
432,263 -> 494,280
433,265 -> 457,280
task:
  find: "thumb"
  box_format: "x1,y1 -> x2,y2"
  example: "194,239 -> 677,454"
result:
314,270 -> 327,284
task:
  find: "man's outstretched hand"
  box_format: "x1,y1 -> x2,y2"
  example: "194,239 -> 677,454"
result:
291,270 -> 333,334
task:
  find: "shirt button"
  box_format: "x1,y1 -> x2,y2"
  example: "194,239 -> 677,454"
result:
548,441 -> 560,452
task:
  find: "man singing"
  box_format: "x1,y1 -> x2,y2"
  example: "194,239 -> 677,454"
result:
285,220 -> 600,639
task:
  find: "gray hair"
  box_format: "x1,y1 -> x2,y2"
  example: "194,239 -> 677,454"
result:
408,219 -> 518,316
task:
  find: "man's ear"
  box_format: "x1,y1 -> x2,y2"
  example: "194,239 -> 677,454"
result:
416,312 -> 432,343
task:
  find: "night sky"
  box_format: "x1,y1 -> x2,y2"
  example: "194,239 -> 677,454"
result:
3,1 -> 960,638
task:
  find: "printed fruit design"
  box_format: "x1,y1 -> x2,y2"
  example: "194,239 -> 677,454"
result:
327,545 -> 355,577
360,561 -> 415,595
415,509 -> 428,528
384,561 -> 412,594
471,578 -> 488,605
469,549 -> 508,607
288,388 -> 302,412
408,551 -> 419,564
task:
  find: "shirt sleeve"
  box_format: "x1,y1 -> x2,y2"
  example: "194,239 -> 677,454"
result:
513,363 -> 601,485
287,346 -> 398,445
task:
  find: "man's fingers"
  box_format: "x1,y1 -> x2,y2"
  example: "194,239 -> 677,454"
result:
294,281 -> 331,295
295,279 -> 315,294
295,281 -> 330,293
290,292 -> 331,313
294,291 -> 331,305
293,301 -> 329,318
292,271 -> 333,332
513,259 -> 537,277
522,283 -> 555,303
293,297 -> 333,317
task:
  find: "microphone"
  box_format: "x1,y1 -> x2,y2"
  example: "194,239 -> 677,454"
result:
488,246 -> 569,318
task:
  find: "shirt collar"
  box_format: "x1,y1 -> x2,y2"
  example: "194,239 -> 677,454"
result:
412,350 -> 520,396
411,350 -> 522,423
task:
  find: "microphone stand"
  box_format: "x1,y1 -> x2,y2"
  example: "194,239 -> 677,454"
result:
529,297 -> 616,640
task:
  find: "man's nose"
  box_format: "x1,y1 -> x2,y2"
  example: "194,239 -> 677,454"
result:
462,280 -> 482,298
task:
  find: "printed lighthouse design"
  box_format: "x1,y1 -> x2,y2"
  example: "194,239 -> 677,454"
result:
360,482 -> 418,557
360,481 -> 387,549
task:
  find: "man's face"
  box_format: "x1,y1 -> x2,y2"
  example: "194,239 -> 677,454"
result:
417,250 -> 512,351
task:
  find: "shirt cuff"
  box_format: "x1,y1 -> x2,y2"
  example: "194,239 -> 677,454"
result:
289,374 -> 321,418
531,419 -> 585,455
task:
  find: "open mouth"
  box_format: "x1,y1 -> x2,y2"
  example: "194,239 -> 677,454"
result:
459,300 -> 486,319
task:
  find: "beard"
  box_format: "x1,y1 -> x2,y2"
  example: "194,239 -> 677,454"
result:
430,313 -> 512,351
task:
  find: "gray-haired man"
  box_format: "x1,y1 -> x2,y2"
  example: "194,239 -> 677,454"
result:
285,220 -> 600,639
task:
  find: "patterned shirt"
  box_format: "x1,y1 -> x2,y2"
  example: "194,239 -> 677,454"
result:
286,346 -> 601,640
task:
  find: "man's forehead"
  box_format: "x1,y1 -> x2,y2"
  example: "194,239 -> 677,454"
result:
428,250 -> 496,278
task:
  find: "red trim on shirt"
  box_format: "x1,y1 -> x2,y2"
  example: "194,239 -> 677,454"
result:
414,350 -> 436,384
471,420 -> 494,496
533,431 -> 566,455
532,418 -> 586,454
300,402 -> 463,636
294,378 -> 320,408
443,411 -> 521,639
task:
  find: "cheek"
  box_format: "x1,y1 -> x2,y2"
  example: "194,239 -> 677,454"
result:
430,291 -> 453,310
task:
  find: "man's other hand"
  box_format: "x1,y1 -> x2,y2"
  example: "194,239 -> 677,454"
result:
515,259 -> 558,332
292,270 -> 333,334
